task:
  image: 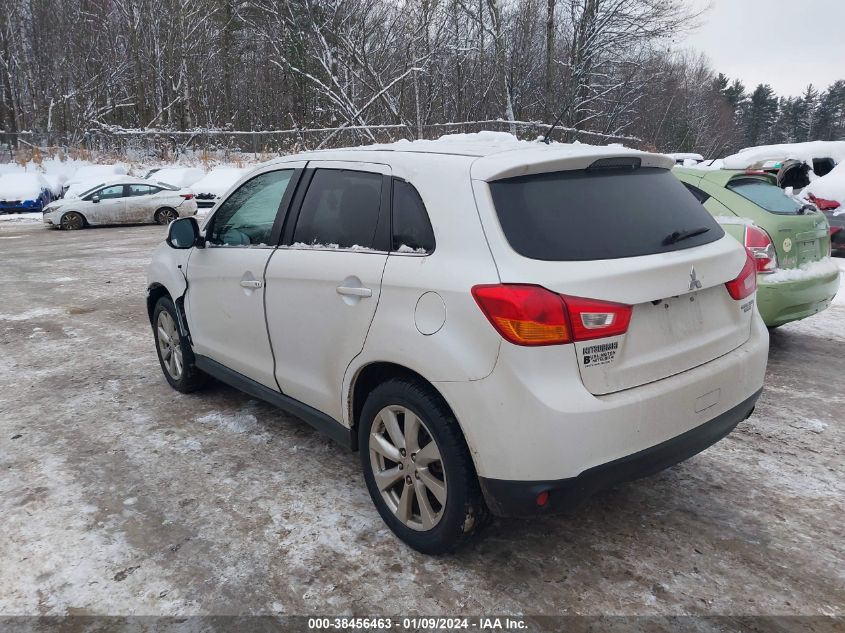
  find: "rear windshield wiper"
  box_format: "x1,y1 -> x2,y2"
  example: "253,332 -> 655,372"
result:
662,226 -> 711,245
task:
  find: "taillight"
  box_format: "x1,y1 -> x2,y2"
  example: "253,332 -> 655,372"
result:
180,193 -> 194,200
472,285 -> 570,346
725,253 -> 757,300
744,225 -> 777,274
471,284 -> 632,346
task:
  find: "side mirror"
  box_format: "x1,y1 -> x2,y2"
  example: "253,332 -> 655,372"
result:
92,195 -> 100,203
166,216 -> 204,249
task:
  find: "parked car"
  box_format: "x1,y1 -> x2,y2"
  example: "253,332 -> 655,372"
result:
802,162 -> 845,255
147,138 -> 768,553
0,173 -> 54,213
722,141 -> 845,191
674,167 -> 840,327
42,177 -> 197,229
668,152 -> 704,166
149,167 -> 204,189
191,167 -> 248,209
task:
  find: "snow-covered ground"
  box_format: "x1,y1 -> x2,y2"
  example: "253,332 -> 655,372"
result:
0,222 -> 843,617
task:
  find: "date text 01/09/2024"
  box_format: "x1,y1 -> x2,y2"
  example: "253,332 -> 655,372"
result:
307,617 -> 528,630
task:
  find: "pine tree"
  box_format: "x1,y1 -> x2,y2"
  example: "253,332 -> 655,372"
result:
743,84 -> 778,146
799,84 -> 818,141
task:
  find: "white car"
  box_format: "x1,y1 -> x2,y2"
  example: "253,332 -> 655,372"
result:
146,135 -> 769,553
43,177 -> 198,230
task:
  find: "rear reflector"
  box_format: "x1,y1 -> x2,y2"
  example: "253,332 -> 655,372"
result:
471,284 -> 632,346
536,491 -> 550,506
744,225 -> 777,274
725,252 -> 757,300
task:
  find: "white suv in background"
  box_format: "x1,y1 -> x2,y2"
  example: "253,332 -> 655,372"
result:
146,135 -> 769,553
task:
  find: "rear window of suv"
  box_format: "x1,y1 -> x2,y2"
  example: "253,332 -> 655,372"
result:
488,167 -> 723,261
726,177 -> 805,215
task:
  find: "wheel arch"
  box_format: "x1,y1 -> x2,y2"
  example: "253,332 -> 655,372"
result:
147,282 -> 193,343
348,361 -> 462,452
146,283 -> 171,324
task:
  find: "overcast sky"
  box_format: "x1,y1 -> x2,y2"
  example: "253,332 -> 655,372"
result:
681,0 -> 845,97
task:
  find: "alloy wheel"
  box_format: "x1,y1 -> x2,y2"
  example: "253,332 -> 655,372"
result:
156,310 -> 183,380
158,208 -> 178,225
61,213 -> 83,230
369,406 -> 447,531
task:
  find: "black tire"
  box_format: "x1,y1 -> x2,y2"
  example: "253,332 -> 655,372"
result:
359,378 -> 487,554
152,296 -> 207,393
60,211 -> 85,230
155,207 -> 178,225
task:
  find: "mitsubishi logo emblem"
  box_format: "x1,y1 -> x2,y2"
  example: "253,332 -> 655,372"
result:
689,266 -> 702,291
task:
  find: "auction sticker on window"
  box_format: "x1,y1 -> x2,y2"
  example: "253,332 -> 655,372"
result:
581,341 -> 618,366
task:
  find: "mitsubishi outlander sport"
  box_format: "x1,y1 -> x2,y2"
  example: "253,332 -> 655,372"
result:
146,134 -> 769,554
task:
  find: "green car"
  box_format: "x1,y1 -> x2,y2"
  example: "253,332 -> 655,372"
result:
673,167 -> 841,328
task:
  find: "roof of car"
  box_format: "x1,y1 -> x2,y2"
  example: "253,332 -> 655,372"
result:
264,132 -> 674,181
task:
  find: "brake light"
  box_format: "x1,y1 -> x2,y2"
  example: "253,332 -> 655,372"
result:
744,225 -> 777,273
744,170 -> 769,176
180,193 -> 194,200
471,284 -> 632,346
725,253 -> 757,300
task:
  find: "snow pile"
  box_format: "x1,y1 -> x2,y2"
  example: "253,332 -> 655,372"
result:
764,257 -> 841,284
191,167 -> 247,197
723,141 -> 845,170
802,162 -> 845,208
0,173 -> 49,200
150,167 -> 204,188
64,164 -> 128,198
668,153 -> 704,164
0,212 -> 42,224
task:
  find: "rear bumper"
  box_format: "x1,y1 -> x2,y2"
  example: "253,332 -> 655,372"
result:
435,311 -> 768,485
479,388 -> 760,517
757,268 -> 840,327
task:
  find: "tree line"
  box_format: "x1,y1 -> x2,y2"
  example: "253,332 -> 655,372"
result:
1,0 -> 843,156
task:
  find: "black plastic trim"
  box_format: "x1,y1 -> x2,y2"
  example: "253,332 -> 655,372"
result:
479,388 -> 762,517
194,355 -> 354,449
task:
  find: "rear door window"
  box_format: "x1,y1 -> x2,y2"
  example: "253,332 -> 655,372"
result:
727,177 -> 805,215
488,167 -> 723,261
392,179 -> 434,253
293,169 -> 384,249
128,184 -> 156,197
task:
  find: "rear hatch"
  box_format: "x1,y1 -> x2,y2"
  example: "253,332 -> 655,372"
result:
474,154 -> 753,396
725,174 -> 830,268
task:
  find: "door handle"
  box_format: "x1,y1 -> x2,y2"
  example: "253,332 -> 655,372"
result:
240,280 -> 263,289
336,285 -> 372,298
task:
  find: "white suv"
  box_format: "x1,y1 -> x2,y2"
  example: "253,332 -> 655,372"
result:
146,135 -> 769,553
